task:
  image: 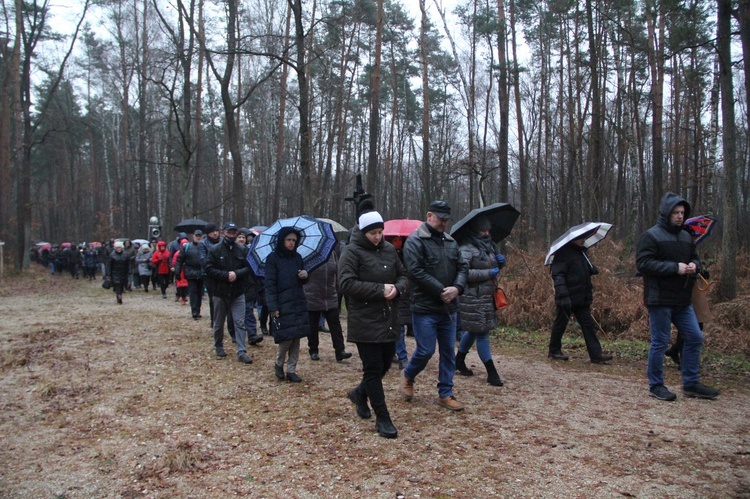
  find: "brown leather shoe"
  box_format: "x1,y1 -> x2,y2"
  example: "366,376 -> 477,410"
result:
401,374 -> 414,401
437,395 -> 465,411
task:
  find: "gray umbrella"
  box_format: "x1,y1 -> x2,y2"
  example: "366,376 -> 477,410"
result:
544,222 -> 613,265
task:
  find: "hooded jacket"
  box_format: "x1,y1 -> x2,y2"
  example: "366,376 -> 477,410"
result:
265,227 -> 310,343
175,239 -> 204,280
135,245 -> 153,276
151,242 -> 171,275
458,233 -> 501,332
403,222 -> 468,314
338,227 -> 408,343
636,192 -> 701,307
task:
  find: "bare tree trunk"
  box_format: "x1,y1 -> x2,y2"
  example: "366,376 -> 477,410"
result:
193,0 -> 205,215
645,0 -> 665,212
509,0 -> 526,247
366,0 -> 384,198
419,0 -> 432,206
289,0 -> 312,214
717,0 -> 737,301
274,5 -> 291,221
585,0 -> 602,220
496,0 -> 509,202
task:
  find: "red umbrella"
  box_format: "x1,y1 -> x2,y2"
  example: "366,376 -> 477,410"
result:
383,219 -> 422,237
61,242 -> 72,248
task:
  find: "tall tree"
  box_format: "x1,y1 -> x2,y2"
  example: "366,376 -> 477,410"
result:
716,0 -> 737,300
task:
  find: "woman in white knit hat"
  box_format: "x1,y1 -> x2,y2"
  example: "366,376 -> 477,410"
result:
338,211 -> 408,438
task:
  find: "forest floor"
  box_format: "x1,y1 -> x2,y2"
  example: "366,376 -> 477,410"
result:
1,265 -> 749,498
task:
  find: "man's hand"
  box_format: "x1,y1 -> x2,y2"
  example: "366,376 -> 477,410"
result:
228,271 -> 237,282
440,286 -> 459,303
678,263 -> 697,275
384,284 -> 398,300
298,270 -> 308,280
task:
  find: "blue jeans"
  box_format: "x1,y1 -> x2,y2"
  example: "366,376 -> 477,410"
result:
404,312 -> 457,398
648,305 -> 703,388
395,325 -> 408,362
458,331 -> 492,363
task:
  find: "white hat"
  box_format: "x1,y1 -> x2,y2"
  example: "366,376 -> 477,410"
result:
113,241 -> 124,249
358,211 -> 384,234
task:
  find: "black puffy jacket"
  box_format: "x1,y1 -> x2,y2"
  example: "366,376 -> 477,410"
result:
205,238 -> 251,299
106,250 -> 131,285
636,192 -> 700,307
550,244 -> 597,307
175,241 -> 203,280
338,228 -> 408,343
403,222 -> 468,314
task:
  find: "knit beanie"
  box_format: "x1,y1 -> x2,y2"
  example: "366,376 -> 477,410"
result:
113,241 -> 124,249
358,211 -> 384,234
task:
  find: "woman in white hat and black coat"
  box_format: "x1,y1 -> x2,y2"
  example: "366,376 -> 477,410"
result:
338,211 -> 408,438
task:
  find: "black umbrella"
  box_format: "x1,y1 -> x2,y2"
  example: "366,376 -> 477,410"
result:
174,218 -> 209,233
450,203 -> 521,243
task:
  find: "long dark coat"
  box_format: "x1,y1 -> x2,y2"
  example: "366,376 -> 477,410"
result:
265,227 -> 310,343
107,250 -> 131,285
338,228 -> 408,343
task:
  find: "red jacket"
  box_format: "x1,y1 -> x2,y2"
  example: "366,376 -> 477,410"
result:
151,243 -> 171,275
172,250 -> 188,288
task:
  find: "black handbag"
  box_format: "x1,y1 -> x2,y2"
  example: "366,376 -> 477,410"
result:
102,277 -> 112,289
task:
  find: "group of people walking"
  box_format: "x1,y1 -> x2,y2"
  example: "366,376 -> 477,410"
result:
91,191 -> 721,439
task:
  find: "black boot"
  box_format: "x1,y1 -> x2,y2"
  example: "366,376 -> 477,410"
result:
484,360 -> 503,387
375,416 -> 398,438
456,351 -> 474,376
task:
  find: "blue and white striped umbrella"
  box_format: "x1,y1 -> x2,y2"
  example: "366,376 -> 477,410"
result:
246,215 -> 336,277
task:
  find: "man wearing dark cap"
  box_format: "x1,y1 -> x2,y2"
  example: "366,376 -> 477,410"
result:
175,230 -> 205,319
401,200 -> 469,411
205,222 -> 253,364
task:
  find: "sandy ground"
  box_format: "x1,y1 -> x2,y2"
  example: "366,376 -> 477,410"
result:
0,268 -> 748,498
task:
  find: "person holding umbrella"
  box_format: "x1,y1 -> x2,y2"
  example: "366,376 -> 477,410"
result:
547,225 -> 613,364
454,215 -> 507,386
664,216 -> 716,368
265,227 -> 310,382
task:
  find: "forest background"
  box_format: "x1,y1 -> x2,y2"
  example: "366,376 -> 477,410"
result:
0,0 -> 748,302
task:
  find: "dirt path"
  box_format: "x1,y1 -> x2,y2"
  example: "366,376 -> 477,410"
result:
1,268 -> 749,498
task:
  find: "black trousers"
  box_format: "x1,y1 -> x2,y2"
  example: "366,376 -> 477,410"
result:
187,278 -> 204,317
307,309 -> 345,354
549,303 -> 603,359
354,342 -> 396,419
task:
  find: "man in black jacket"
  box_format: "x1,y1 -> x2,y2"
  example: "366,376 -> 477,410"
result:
401,200 -> 469,411
548,234 -> 613,363
175,230 -> 205,320
636,192 -> 719,401
205,222 -> 253,364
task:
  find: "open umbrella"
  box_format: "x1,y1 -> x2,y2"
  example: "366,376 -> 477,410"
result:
383,219 -> 422,238
544,222 -> 613,265
450,203 -> 521,243
247,215 -> 337,277
174,218 -> 208,233
132,238 -> 149,246
249,225 -> 268,233
684,215 -> 717,246
315,217 -> 348,237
